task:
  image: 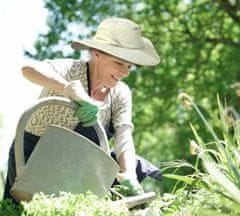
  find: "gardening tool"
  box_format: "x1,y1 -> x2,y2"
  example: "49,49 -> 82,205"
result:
10,96 -> 119,202
121,192 -> 156,209
112,190 -> 157,209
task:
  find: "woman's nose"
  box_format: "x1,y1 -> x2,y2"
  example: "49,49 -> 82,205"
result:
120,67 -> 130,77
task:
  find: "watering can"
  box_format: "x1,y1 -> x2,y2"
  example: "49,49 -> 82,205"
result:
10,97 -> 119,202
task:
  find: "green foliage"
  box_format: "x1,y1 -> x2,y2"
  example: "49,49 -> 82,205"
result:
113,179 -> 143,197
0,192 -> 129,216
0,171 -> 4,200
150,189 -> 240,216
25,0 -> 240,192
0,199 -> 23,216
0,115 -> 4,200
161,94 -> 240,215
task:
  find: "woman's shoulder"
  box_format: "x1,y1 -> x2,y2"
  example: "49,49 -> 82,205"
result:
46,58 -> 88,81
45,58 -> 86,70
111,81 -> 131,101
114,81 -> 131,93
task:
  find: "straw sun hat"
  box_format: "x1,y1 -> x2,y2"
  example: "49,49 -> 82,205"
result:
71,17 -> 160,66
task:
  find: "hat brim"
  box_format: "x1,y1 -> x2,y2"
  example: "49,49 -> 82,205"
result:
71,38 -> 160,66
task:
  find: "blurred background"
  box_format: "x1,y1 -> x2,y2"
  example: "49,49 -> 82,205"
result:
0,0 -> 47,196
1,0 -> 240,198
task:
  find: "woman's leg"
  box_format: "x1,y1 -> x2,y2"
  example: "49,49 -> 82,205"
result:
3,142 -> 16,202
110,152 -> 162,183
3,132 -> 40,202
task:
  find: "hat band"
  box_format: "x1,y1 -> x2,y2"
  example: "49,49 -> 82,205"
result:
93,30 -> 145,49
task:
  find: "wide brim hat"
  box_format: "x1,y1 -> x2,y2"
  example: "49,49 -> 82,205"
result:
71,17 -> 160,66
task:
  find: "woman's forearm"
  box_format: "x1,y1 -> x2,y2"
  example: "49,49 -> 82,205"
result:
118,149 -> 136,175
21,62 -> 68,93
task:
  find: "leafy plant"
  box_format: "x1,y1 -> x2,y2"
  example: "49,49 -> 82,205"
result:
0,170 -> 4,200
0,192 -> 129,216
0,199 -> 23,216
162,93 -> 240,215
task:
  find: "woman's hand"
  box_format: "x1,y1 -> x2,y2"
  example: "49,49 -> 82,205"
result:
116,172 -> 144,196
63,80 -> 100,126
74,100 -> 99,127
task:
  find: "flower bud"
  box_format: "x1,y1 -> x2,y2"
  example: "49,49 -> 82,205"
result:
189,140 -> 200,155
178,92 -> 193,109
223,106 -> 239,127
230,82 -> 240,97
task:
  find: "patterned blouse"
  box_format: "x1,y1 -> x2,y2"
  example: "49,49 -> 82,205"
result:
25,59 -> 135,158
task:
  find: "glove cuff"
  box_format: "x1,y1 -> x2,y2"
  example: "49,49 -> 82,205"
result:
63,80 -> 90,102
117,171 -> 138,183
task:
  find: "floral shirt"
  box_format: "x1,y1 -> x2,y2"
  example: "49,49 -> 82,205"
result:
25,59 -> 134,158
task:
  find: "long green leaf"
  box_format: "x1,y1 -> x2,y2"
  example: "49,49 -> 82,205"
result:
163,174 -> 195,185
200,153 -> 240,203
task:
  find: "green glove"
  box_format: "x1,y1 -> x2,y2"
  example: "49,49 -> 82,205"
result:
115,179 -> 144,197
62,81 -> 100,127
74,100 -> 99,127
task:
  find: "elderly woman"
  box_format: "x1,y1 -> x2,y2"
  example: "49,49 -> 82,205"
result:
4,17 -> 161,202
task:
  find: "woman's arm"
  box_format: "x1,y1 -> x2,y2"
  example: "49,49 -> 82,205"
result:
114,126 -> 136,175
115,127 -> 143,195
111,83 -> 143,194
21,61 -> 68,93
22,60 -> 99,126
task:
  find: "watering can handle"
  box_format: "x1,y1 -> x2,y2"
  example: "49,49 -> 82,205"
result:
14,96 -> 110,177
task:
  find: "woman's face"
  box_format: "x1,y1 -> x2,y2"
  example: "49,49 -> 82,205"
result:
96,51 -> 132,88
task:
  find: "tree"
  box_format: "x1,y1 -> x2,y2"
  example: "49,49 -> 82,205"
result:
25,0 -> 240,191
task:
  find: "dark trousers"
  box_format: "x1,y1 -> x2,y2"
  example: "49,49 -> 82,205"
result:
4,125 -> 161,202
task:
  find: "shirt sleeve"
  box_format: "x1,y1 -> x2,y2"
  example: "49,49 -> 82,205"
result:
112,82 -> 135,159
39,59 -> 89,97
112,82 -> 134,129
44,58 -> 78,81
114,126 -> 135,159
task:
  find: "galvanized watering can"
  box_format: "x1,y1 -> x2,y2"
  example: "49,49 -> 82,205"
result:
10,97 -> 119,202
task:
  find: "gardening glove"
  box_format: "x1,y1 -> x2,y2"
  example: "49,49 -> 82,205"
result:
63,80 -> 100,127
116,172 -> 144,196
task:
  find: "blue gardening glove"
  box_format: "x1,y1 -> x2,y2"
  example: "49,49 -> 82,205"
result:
116,172 -> 144,196
63,81 -> 100,127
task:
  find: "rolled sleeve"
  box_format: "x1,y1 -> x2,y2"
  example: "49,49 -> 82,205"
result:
112,82 -> 134,129
112,82 -> 135,159
45,59 -> 72,75
114,125 -> 135,159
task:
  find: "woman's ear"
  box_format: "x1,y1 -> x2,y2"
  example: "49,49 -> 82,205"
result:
91,49 -> 100,58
